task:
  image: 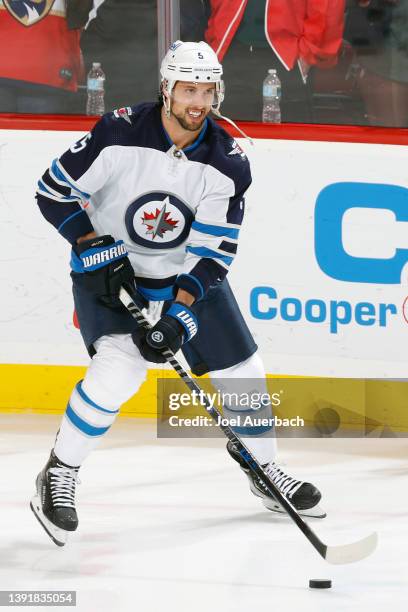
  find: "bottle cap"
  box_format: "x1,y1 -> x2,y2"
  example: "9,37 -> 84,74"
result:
93,62 -> 101,68
268,69 -> 277,74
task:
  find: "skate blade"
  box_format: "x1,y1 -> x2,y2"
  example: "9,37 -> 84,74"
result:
30,494 -> 69,547
261,497 -> 327,519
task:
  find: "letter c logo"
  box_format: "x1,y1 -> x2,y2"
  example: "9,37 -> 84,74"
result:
315,182 -> 408,284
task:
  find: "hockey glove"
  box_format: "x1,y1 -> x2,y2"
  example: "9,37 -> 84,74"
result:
71,235 -> 136,308
134,302 -> 198,363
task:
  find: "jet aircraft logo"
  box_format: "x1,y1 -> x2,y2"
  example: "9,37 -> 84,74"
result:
228,140 -> 246,159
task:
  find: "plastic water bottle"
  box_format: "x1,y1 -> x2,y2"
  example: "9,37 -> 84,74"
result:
262,69 -> 281,123
86,62 -> 105,116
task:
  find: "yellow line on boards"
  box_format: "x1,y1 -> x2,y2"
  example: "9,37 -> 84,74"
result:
0,364 -> 177,418
1,364 -> 407,432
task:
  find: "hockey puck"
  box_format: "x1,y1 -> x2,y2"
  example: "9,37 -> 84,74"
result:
309,579 -> 332,589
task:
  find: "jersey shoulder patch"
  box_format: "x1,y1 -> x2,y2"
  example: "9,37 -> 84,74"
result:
227,139 -> 247,160
217,131 -> 251,182
112,106 -> 134,125
201,121 -> 252,193
209,118 -> 248,160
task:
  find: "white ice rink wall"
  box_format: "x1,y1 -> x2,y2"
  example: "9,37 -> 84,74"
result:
1,126 -> 408,417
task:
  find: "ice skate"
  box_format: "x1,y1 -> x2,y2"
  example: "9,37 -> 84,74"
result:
30,450 -> 79,546
227,441 -> 326,518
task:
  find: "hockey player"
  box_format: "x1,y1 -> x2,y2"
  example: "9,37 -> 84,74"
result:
31,40 -> 324,547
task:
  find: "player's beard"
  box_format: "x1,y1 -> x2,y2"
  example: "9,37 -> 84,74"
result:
172,107 -> 208,132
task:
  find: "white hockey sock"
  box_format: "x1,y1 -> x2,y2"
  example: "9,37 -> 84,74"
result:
54,334 -> 148,467
210,351 -> 277,466
54,381 -> 118,467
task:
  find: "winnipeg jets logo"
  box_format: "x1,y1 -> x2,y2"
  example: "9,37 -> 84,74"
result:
113,107 -> 133,125
142,200 -> 179,240
4,0 -> 56,26
228,140 -> 246,160
125,192 -> 194,250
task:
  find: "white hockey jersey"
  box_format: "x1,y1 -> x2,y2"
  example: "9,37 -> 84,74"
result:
36,103 -> 252,300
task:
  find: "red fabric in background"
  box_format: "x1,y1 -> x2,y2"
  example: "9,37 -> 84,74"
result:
206,0 -> 345,68
0,8 -> 83,91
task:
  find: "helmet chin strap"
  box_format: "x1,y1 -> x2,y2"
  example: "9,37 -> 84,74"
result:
211,108 -> 254,146
161,79 -> 173,118
163,94 -> 171,119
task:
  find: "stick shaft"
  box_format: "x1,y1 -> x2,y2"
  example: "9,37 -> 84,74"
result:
120,286 -> 328,559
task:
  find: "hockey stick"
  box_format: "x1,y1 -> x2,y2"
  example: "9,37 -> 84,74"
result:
119,286 -> 378,565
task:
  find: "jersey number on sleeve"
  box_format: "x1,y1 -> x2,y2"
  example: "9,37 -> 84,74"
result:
70,133 -> 92,154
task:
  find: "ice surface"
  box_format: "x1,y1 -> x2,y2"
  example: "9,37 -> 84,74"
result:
0,414 -> 407,612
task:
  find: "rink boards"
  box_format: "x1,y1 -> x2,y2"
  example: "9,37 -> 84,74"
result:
0,127 -> 408,428
1,363 -> 408,435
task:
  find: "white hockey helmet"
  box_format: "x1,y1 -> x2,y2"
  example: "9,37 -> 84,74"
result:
160,40 -> 224,116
